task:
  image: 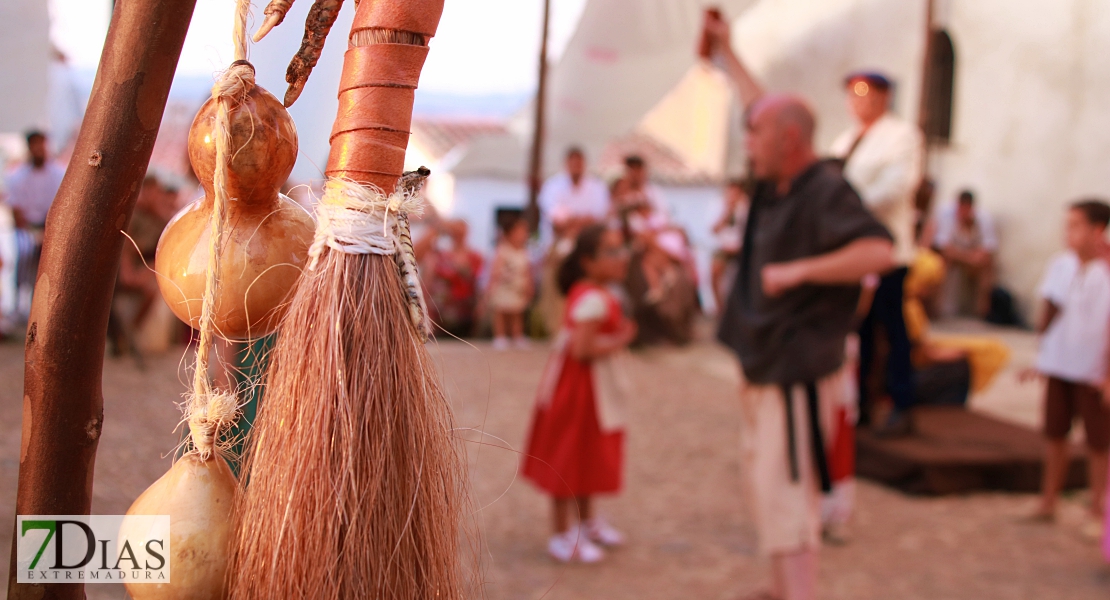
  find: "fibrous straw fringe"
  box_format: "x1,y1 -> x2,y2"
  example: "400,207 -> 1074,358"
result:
350,27 -> 427,48
227,245 -> 471,599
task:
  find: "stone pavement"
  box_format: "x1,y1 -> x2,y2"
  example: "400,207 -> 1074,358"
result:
0,322 -> 1107,599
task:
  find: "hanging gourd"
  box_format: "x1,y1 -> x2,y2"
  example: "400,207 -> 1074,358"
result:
155,46 -> 313,340
125,2 -> 305,598
228,1 -> 469,598
122,399 -> 238,600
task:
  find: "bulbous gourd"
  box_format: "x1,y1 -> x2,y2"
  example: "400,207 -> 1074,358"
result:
122,454 -> 237,600
156,81 -> 314,339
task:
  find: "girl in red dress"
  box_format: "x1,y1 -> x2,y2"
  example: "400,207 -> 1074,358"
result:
522,224 -> 636,563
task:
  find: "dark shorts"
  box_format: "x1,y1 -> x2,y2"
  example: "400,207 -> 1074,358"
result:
1044,377 -> 1110,451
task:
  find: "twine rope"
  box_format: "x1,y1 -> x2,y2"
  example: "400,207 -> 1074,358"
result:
187,0 -> 254,459
188,390 -> 239,457
233,0 -> 251,61
307,178 -> 424,268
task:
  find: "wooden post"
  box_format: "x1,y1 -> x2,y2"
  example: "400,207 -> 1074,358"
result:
7,0 -> 196,597
525,0 -> 552,232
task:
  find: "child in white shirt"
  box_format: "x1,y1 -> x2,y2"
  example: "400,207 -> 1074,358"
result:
1026,200 -> 1110,524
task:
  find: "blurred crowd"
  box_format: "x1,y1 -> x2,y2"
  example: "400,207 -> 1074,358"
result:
0,112 -> 1022,371
410,147 -> 704,350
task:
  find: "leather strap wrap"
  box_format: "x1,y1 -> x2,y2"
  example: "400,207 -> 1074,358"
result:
338,44 -> 429,92
326,131 -> 408,188
324,0 -> 444,187
351,0 -> 445,37
330,87 -> 415,140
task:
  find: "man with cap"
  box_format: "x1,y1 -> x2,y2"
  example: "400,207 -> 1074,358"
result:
703,14 -> 894,600
831,72 -> 923,439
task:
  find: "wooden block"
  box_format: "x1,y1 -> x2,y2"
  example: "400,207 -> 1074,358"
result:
857,406 -> 1088,494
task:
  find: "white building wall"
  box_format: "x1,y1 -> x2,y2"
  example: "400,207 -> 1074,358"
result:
931,0 -> 1110,314
447,177 -> 529,255
0,0 -> 50,137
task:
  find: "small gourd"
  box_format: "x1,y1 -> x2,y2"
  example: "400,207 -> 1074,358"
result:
122,454 -> 237,600
156,75 -> 314,339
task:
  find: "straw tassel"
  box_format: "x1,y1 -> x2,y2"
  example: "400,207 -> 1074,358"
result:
228,2 -> 470,598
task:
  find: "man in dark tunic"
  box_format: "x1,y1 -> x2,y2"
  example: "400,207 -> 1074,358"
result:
700,10 -> 896,598
717,94 -> 893,600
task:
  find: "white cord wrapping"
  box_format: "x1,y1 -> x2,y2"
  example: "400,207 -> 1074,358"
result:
307,177 -> 432,340
308,180 -> 406,266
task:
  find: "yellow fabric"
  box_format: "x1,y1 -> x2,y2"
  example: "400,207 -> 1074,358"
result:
905,297 -> 929,344
929,335 -> 1011,394
905,248 -> 946,298
904,248 -> 1010,393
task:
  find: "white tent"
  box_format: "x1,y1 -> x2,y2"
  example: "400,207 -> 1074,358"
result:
523,0 -> 753,175
434,0 -> 757,311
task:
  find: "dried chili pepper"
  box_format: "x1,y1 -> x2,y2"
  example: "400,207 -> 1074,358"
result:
283,0 -> 344,107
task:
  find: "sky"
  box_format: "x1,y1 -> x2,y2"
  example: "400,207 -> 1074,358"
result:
48,0 -> 587,96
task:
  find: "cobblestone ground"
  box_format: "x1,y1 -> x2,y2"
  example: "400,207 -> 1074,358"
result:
1,328 -> 1108,599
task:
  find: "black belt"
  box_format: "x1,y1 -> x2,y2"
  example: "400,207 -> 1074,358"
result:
779,382 -> 832,493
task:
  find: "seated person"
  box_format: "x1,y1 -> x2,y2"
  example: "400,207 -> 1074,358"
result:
539,146 -> 610,249
933,190 -> 998,318
627,228 -> 699,346
535,148 -> 609,336
904,248 -> 1010,403
420,219 -> 484,338
111,174 -> 176,357
534,215 -> 594,336
609,155 -> 669,242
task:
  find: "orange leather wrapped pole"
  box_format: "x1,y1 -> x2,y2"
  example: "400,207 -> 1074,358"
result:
228,2 -> 471,599
327,0 -> 443,190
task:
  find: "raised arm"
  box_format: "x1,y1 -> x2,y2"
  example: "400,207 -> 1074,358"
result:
703,12 -> 765,109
